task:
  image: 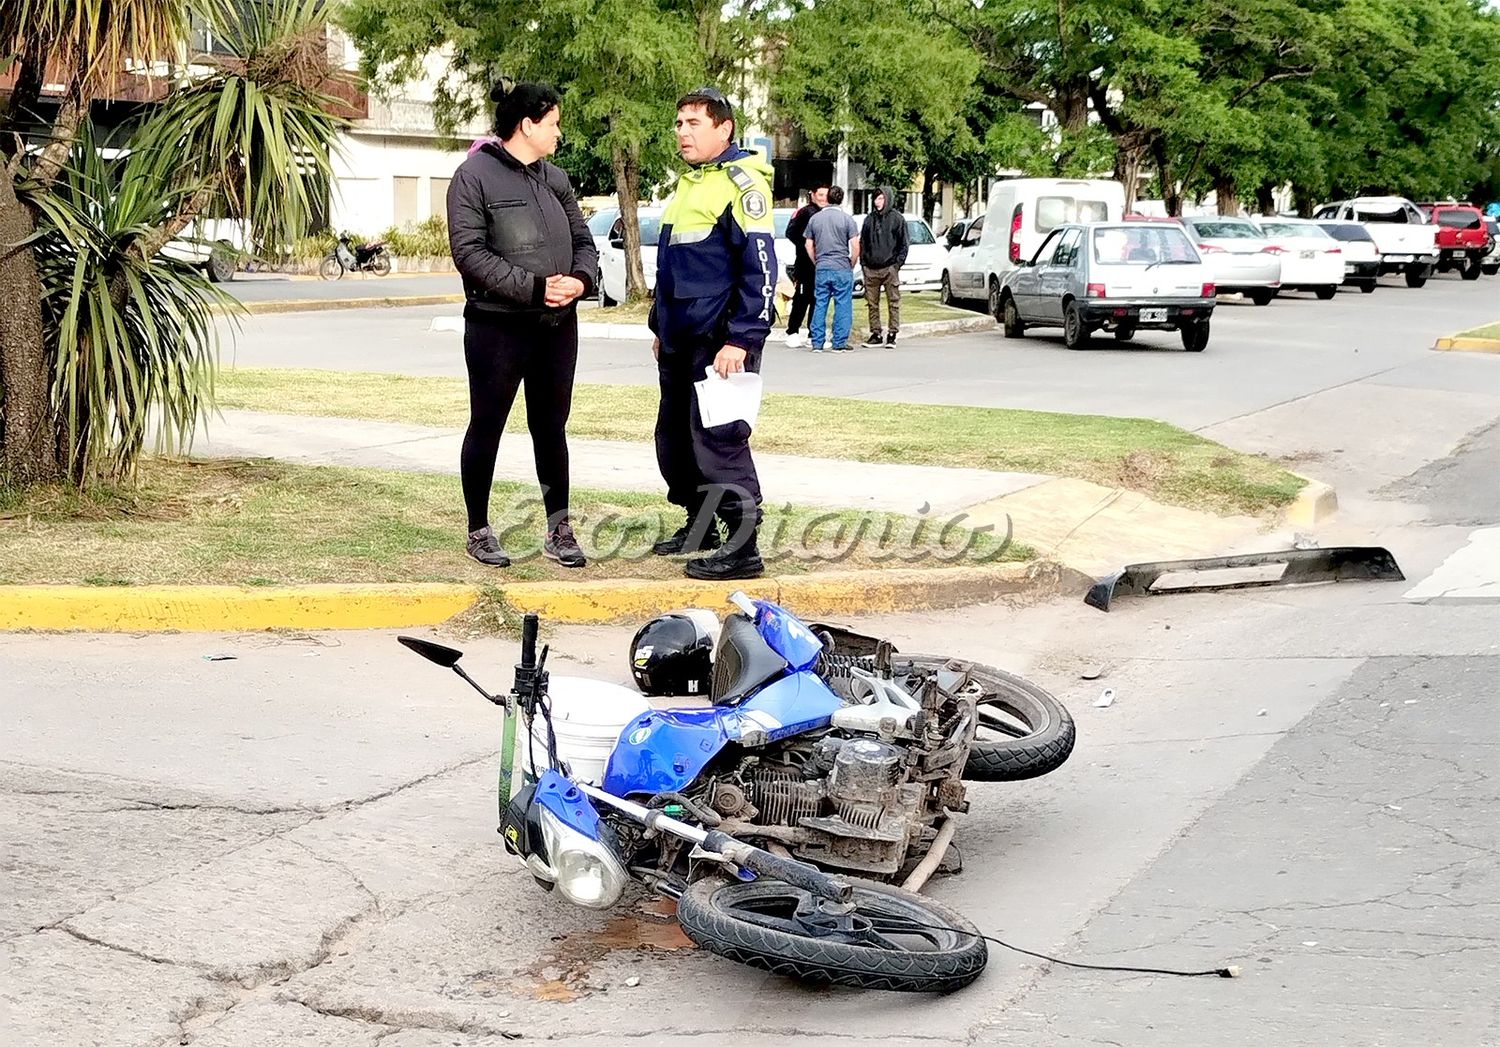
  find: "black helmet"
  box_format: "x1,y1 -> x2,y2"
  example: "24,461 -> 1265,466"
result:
630,609 -> 721,697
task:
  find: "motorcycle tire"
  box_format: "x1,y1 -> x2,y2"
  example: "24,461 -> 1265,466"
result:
822,655 -> 1075,782
676,877 -> 987,993
318,256 -> 343,281
370,254 -> 393,277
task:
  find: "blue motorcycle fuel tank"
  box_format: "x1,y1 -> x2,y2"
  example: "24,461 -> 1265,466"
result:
749,598 -> 826,671
601,672 -> 843,798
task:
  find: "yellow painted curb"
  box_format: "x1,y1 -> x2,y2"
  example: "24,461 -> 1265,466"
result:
1433,336 -> 1500,354
1284,473 -> 1339,528
0,584 -> 479,633
231,294 -> 466,316
501,563 -> 1079,625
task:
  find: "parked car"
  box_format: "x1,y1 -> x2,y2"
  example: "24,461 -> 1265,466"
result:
997,221 -> 1216,352
1418,203 -> 1491,280
1482,217 -> 1500,276
586,207 -> 619,302
1177,216 -> 1282,305
1249,217 -> 1346,299
1315,221 -> 1382,293
1311,197 -> 1439,287
943,178 -> 1126,314
599,208 -> 663,305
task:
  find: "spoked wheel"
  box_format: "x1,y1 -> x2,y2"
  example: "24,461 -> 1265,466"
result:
370,253 -> 393,276
318,256 -> 344,281
821,654 -> 1076,781
676,877 -> 987,993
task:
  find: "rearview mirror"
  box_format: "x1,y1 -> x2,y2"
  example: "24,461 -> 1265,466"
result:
397,635 -> 464,668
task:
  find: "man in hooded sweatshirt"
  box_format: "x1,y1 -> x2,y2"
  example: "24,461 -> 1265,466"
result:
859,186 -> 909,348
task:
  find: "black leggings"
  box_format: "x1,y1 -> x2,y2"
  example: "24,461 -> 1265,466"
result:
461,313 -> 578,533
787,260 -> 816,334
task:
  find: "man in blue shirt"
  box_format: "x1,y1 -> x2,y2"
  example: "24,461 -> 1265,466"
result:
803,186 -> 861,351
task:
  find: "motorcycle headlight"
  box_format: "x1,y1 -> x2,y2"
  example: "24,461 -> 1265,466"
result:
536,806 -> 628,909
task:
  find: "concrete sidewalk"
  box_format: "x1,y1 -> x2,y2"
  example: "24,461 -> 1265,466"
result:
187,409 -> 1301,575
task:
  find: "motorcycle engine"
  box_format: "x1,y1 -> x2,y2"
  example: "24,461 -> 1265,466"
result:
737,735 -> 925,876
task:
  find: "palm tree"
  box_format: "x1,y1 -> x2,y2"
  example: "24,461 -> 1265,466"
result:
1,0 -> 347,485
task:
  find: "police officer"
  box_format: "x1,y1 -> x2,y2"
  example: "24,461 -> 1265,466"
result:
648,87 -> 777,581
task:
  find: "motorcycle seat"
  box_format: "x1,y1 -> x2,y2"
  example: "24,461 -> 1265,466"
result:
711,613 -> 788,706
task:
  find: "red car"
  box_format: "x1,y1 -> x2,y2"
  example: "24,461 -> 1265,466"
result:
1418,203 -> 1491,280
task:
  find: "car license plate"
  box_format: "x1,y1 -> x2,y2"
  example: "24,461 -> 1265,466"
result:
1386,254 -> 1413,263
1138,308 -> 1167,323
1300,250 -> 1316,260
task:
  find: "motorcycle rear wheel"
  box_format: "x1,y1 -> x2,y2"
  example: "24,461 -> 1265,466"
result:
676,877 -> 987,993
370,254 -> 393,276
822,655 -> 1076,782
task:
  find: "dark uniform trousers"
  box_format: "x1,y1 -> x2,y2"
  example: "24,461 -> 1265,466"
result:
654,338 -> 763,549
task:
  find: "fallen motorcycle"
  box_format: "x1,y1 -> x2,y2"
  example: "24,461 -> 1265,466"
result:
399,592 -> 1076,992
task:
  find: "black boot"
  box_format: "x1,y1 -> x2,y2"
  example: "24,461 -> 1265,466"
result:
653,514 -> 722,556
684,533 -> 764,580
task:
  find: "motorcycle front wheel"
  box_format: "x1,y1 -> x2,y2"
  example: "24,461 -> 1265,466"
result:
318,256 -> 344,281
676,877 -> 987,993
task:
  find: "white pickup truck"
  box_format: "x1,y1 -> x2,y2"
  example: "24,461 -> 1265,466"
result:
1311,197 -> 1439,288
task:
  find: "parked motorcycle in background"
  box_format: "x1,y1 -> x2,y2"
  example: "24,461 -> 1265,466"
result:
399,592 -> 1076,993
319,234 -> 392,279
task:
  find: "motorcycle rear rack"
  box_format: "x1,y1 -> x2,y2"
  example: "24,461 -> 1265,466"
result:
1084,546 -> 1405,611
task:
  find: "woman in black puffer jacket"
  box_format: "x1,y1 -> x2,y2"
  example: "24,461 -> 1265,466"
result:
446,81 -> 598,569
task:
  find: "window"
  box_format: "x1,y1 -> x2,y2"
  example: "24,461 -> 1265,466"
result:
1321,223 -> 1375,243
961,216 -> 984,247
429,177 -> 450,221
1092,225 -> 1197,265
1030,229 -> 1062,265
774,211 -> 791,237
393,177 -> 419,228
588,209 -> 618,236
1354,208 -> 1409,224
1435,209 -> 1482,230
906,219 -> 936,245
1052,227 -> 1083,267
1260,222 -> 1330,240
1187,219 -> 1263,239
1036,197 -> 1112,234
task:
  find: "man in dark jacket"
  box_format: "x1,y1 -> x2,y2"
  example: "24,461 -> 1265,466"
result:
859,185 -> 909,347
783,183 -> 828,348
648,87 -> 777,581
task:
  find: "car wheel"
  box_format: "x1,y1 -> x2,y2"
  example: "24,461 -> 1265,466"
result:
207,240 -> 237,283
1404,268 -> 1428,289
1180,319 -> 1210,352
1001,295 -> 1025,339
1114,324 -> 1136,342
1461,259 -> 1482,281
1314,285 -> 1337,300
988,279 -> 1003,319
1063,301 -> 1090,351
1359,280 -> 1377,294
1249,288 -> 1276,306
940,273 -> 954,306
1482,265 -> 1499,277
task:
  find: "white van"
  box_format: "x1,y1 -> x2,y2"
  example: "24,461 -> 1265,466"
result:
942,178 -> 1126,314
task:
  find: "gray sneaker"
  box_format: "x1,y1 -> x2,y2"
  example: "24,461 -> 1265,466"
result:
544,520 -> 587,569
466,525 -> 510,567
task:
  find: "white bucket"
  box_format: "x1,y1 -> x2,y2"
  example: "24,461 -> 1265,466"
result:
523,676 -> 650,785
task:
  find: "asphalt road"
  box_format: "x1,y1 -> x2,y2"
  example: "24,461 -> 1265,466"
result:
225,272 -> 463,301
4,261 -> 1498,1046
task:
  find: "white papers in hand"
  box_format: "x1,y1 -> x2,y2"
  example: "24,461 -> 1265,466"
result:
694,367 -> 763,428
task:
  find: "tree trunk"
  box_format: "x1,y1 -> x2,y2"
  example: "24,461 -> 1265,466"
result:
1292,184 -> 1316,218
1113,132 -> 1151,212
1255,181 -> 1277,216
610,140 -> 646,301
922,165 -> 937,226
0,169 -> 61,485
1151,138 -> 1182,216
1213,172 -> 1239,216
31,95 -> 86,190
